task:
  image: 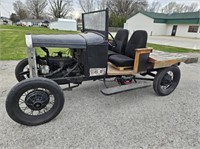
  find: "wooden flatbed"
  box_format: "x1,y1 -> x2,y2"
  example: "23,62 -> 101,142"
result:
149,50 -> 198,69
107,49 -> 198,76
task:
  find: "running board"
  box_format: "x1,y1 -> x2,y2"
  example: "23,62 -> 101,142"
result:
101,82 -> 151,96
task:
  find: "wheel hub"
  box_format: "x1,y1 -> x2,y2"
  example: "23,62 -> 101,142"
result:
25,90 -> 49,110
161,74 -> 172,86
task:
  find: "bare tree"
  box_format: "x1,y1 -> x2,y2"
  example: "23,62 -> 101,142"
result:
13,0 -> 28,19
97,0 -> 108,10
162,2 -> 199,14
26,0 -> 48,19
186,3 -> 198,12
49,0 -> 73,18
78,0 -> 96,12
162,2 -> 177,14
175,3 -> 187,13
148,1 -> 161,12
108,0 -> 148,19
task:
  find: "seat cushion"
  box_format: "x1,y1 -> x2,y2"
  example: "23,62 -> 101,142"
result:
109,54 -> 134,67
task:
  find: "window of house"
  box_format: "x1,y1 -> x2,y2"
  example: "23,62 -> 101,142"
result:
188,26 -> 199,33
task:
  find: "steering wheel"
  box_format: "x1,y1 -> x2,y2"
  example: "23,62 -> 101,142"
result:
108,32 -> 117,48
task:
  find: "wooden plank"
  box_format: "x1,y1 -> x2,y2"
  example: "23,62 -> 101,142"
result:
108,62 -> 132,71
107,63 -> 135,76
134,48 -> 153,73
182,57 -> 198,64
148,50 -> 198,69
133,49 -> 140,73
136,47 -> 153,54
153,59 -> 182,68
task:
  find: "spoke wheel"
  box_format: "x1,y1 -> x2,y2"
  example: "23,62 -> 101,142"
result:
153,66 -> 181,96
6,78 -> 65,126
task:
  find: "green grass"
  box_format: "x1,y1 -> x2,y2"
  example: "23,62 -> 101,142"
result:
147,43 -> 200,53
0,25 -> 78,60
0,25 -> 199,60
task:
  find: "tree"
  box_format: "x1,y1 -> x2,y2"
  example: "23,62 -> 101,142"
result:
49,0 -> 73,18
162,2 -> 199,14
78,0 -> 96,12
109,13 -> 126,27
13,0 -> 28,19
97,0 -> 108,10
26,0 -> 48,19
185,3 -> 198,12
148,1 -> 161,12
107,0 -> 148,19
162,2 -> 179,14
10,13 -> 20,23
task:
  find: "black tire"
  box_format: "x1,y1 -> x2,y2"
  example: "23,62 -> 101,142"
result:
15,58 -> 29,82
153,66 -> 181,96
6,78 -> 65,126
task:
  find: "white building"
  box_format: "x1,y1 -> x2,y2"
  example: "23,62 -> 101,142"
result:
49,19 -> 77,31
0,17 -> 12,25
124,11 -> 200,39
20,19 -> 45,27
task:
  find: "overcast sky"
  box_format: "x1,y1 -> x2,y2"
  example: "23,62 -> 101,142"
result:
1,0 -> 200,18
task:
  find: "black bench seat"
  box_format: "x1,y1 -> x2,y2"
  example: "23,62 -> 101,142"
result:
108,29 -> 129,56
108,30 -> 148,68
109,55 -> 134,67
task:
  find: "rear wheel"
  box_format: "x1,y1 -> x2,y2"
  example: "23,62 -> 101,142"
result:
6,78 -> 65,126
153,66 -> 181,96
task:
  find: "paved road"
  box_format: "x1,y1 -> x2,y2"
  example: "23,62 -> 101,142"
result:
0,60 -> 200,149
148,36 -> 200,50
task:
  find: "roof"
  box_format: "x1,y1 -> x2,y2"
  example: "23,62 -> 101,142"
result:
142,11 -> 200,20
135,11 -> 200,24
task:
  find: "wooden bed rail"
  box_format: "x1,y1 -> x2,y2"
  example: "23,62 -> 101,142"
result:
133,48 -> 153,73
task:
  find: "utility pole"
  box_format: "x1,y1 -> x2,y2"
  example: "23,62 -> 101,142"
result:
0,0 -> 2,18
197,7 -> 200,39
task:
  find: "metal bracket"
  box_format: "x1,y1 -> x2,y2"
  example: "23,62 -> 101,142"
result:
62,83 -> 80,91
25,34 -> 38,78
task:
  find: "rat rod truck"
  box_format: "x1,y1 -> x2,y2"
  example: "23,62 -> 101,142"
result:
5,9 -> 198,126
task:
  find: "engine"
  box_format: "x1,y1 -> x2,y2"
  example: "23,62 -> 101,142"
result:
38,51 -> 82,78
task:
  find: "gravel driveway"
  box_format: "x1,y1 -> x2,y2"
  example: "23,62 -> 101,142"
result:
0,60 -> 200,149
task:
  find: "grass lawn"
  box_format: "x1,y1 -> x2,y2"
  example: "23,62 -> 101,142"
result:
147,43 -> 200,53
0,25 -> 199,60
0,25 -> 78,60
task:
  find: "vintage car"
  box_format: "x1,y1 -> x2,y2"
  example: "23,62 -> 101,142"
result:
6,9 -> 198,126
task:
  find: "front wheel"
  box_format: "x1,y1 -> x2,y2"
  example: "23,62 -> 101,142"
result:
153,66 -> 181,96
6,78 -> 65,126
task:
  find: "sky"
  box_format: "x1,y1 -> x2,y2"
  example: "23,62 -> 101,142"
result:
0,0 -> 200,18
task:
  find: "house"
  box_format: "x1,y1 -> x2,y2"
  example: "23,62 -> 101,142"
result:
124,11 -> 200,38
19,19 -> 51,27
19,19 -> 43,26
49,19 -> 77,31
0,17 -> 12,25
